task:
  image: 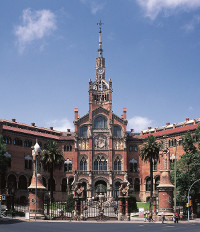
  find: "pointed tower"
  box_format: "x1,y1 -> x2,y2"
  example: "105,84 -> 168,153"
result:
89,20 -> 112,112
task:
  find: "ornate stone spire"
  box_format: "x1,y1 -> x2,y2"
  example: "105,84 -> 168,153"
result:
97,20 -> 103,57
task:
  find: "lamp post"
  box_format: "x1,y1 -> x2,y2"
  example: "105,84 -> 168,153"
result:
187,179 -> 200,221
35,154 -> 38,221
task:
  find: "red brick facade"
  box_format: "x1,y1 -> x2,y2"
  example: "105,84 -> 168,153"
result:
0,27 -> 200,204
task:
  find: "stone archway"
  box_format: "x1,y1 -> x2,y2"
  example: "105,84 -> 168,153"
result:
95,180 -> 107,195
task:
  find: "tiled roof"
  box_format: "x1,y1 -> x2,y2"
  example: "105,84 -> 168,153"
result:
2,125 -> 61,139
141,123 -> 199,139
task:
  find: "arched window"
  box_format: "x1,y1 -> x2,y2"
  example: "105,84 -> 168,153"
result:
93,155 -> 107,170
18,175 -> 27,190
80,157 -> 87,171
114,181 -> 121,198
129,158 -> 138,172
128,178 -> 133,188
114,156 -> 122,171
64,159 -> 72,172
134,178 -> 140,192
94,116 -> 107,129
155,176 -> 160,190
68,177 -> 74,192
174,139 -> 177,147
4,136 -> 12,144
80,126 -> 88,137
61,178 -> 67,192
113,126 -> 121,137
129,145 -> 133,152
4,152 -> 11,167
42,177 -> 47,187
95,180 -> 107,194
153,159 -> 157,171
14,138 -> 22,146
24,140 -> 32,147
7,174 -> 17,193
146,177 -> 151,191
134,145 -> 138,152
24,155 -> 32,170
65,145 -> 72,152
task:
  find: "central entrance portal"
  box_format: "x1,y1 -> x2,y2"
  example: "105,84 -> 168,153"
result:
95,180 -> 107,195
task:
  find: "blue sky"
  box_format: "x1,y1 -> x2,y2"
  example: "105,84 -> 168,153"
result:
1,0 -> 200,132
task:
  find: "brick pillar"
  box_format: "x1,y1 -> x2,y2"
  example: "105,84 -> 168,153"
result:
80,199 -> 83,215
125,198 -> 129,215
119,199 -> 123,215
29,190 -> 45,215
157,150 -> 174,219
75,199 -> 78,211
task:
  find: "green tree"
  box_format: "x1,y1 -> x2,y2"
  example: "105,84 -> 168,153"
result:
41,140 -> 64,202
0,135 -> 9,194
65,194 -> 75,212
182,131 -> 196,154
129,194 -> 138,213
139,135 -> 161,214
171,126 -> 200,214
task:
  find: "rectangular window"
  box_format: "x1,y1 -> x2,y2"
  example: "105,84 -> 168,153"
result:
25,159 -> 32,170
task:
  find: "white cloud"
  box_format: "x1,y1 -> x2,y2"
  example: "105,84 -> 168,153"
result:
80,0 -> 105,14
188,106 -> 194,111
182,15 -> 200,32
15,8 -> 56,53
137,0 -> 200,20
46,118 -> 74,132
128,116 -> 154,132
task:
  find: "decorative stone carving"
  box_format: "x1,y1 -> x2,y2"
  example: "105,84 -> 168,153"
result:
78,140 -> 89,150
94,135 -> 108,150
114,139 -> 124,150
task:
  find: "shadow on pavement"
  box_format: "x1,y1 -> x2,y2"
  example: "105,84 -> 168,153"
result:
0,218 -> 24,225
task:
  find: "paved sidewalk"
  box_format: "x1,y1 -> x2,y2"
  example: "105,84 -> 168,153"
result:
1,216 -> 200,224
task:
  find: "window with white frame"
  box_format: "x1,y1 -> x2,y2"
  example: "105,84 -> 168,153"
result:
24,155 -> 32,170
64,158 -> 72,172
80,157 -> 87,171
94,155 -> 107,170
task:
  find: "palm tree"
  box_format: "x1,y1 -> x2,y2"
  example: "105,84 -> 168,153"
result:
41,140 -> 64,202
140,135 -> 161,214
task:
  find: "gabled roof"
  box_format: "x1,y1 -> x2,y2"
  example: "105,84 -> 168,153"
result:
92,106 -> 110,116
112,113 -> 127,125
75,113 -> 89,125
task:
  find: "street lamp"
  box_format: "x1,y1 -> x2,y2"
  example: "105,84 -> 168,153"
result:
32,140 -> 41,221
187,179 -> 200,221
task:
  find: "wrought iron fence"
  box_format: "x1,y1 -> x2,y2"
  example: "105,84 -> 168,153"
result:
44,202 -> 72,220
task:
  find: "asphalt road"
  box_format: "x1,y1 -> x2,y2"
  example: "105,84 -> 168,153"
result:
0,221 -> 200,232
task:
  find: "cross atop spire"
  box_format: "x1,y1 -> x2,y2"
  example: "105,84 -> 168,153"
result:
97,20 -> 104,57
97,20 -> 104,33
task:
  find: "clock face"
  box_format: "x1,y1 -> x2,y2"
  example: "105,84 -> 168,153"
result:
97,68 -> 104,74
